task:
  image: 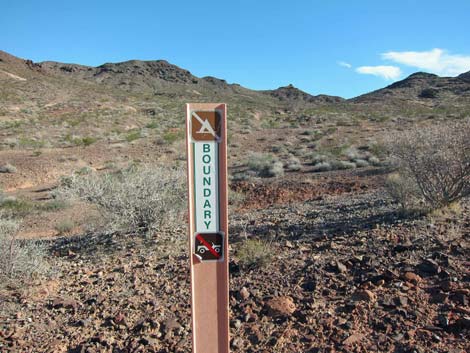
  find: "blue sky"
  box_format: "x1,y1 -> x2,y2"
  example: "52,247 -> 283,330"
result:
1,0 -> 470,98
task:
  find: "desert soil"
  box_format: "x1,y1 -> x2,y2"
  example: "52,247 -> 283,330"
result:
1,167 -> 469,353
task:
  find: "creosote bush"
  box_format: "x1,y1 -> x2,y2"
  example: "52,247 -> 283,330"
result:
0,213 -> 49,282
385,120 -> 470,210
57,165 -> 186,235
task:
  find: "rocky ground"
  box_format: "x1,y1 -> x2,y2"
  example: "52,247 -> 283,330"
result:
0,169 -> 469,353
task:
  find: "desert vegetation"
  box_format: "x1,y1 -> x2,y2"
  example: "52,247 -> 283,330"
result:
385,119 -> 470,212
0,213 -> 49,284
56,165 -> 186,236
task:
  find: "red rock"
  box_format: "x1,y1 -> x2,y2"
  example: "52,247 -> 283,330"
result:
403,272 -> 421,284
352,289 -> 376,302
342,333 -> 364,345
266,296 -> 296,317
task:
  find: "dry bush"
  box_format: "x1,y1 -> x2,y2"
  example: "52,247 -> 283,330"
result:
0,214 -> 49,282
385,120 -> 470,210
57,165 -> 186,235
284,156 -> 302,171
0,163 -> 17,173
244,152 -> 284,178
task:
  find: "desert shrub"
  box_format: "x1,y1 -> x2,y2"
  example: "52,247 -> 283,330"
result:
354,159 -> 370,168
284,156 -> 302,171
64,135 -> 98,146
246,153 -> 284,178
345,147 -> 361,161
0,163 -> 17,173
368,156 -> 381,166
385,120 -> 470,209
0,214 -> 49,282
237,239 -> 272,269
81,136 -> 98,146
312,161 -> 332,172
331,160 -> 356,170
308,153 -> 329,165
266,161 -> 285,177
57,165 -> 186,235
419,88 -> 438,99
368,142 -> 388,159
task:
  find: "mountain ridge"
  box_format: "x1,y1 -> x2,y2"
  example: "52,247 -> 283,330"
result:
1,49 -> 470,107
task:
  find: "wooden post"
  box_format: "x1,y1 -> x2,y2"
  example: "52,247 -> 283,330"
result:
186,103 -> 230,353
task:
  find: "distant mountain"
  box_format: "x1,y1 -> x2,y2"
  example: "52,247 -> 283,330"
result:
351,71 -> 470,104
262,84 -> 344,105
1,49 -> 470,115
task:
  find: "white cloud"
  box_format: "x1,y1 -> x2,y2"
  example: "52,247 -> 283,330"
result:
355,65 -> 402,80
382,48 -> 470,76
338,61 -> 352,68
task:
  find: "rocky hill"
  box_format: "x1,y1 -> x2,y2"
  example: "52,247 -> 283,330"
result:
2,49 -> 470,113
352,71 -> 470,105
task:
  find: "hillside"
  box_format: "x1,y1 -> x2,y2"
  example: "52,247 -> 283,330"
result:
352,71 -> 470,106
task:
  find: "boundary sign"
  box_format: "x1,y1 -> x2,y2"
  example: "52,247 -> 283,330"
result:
186,103 -> 229,353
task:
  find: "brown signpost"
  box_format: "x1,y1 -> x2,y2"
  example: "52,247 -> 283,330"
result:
186,103 -> 229,353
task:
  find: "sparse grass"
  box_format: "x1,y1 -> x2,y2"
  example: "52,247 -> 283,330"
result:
38,200 -> 68,212
55,219 -> 74,235
162,130 -> 184,144
145,121 -> 159,129
18,138 -> 46,149
125,130 -> 141,142
0,197 -> 68,218
229,189 -> 246,208
237,239 -> 272,269
0,198 -> 35,217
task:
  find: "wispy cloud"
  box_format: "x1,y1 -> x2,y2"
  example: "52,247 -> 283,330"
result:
382,48 -> 470,76
355,65 -> 402,80
337,61 -> 352,68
